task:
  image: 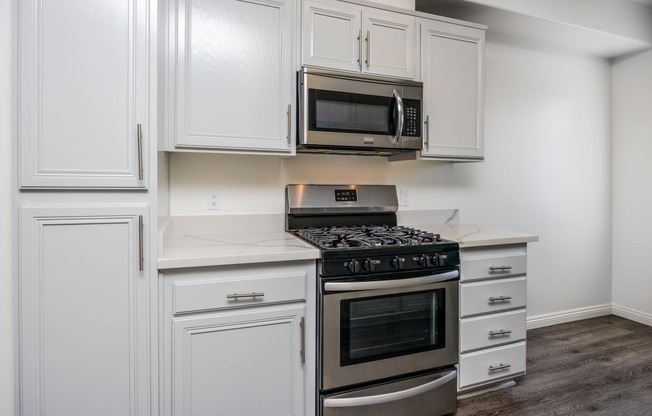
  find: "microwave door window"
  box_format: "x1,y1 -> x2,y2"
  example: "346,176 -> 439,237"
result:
309,90 -> 395,135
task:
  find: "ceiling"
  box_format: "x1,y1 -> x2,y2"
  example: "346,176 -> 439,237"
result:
416,0 -> 652,58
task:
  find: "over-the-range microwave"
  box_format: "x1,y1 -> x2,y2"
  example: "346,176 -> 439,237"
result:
297,67 -> 423,156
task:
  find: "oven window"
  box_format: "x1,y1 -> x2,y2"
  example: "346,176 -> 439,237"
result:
309,89 -> 395,135
340,289 -> 445,366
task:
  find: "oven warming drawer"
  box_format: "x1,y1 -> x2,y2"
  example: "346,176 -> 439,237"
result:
321,369 -> 457,416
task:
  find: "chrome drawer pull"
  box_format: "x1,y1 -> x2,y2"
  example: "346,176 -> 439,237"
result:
226,292 -> 265,300
489,266 -> 512,272
488,296 -> 512,302
488,363 -> 511,372
489,329 -> 512,337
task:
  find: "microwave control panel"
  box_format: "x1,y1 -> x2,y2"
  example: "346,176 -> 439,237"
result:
403,99 -> 421,137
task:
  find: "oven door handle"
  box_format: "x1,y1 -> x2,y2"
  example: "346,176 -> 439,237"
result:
323,370 -> 457,408
324,270 -> 458,292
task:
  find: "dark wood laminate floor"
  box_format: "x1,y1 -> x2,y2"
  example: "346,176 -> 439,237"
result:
455,315 -> 652,416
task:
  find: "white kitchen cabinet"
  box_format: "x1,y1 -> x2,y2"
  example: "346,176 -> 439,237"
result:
420,18 -> 485,160
458,244 -> 528,391
302,0 -> 418,79
18,0 -> 149,188
18,206 -> 151,416
160,262 -> 313,416
164,0 -> 295,153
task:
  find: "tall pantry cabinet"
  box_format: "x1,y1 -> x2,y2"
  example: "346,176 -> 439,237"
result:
15,1 -> 158,415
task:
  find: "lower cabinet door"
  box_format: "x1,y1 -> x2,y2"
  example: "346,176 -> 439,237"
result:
19,206 -> 150,416
172,304 -> 306,416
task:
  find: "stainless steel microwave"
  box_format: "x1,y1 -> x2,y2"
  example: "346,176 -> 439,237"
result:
297,68 -> 423,156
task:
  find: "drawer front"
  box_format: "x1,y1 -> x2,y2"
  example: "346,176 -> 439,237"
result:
460,310 -> 526,353
460,277 -> 526,317
174,272 -> 306,314
461,246 -> 527,282
459,342 -> 526,389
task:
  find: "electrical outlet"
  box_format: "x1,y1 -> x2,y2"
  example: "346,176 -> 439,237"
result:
399,189 -> 410,207
208,190 -> 220,210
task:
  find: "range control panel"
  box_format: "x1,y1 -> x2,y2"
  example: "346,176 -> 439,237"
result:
321,250 -> 460,277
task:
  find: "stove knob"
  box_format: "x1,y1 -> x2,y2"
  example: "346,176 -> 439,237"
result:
346,259 -> 361,273
363,258 -> 376,272
418,255 -> 431,267
391,256 -> 406,270
430,255 -> 440,266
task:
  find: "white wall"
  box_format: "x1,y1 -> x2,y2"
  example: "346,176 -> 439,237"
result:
170,39 -> 613,318
612,48 -> 652,324
0,0 -> 14,413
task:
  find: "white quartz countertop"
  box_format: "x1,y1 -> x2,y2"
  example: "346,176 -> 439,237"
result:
398,210 -> 539,247
158,215 -> 320,270
409,223 -> 538,248
158,212 -> 538,269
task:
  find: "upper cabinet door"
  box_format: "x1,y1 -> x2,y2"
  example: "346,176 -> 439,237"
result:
362,9 -> 417,79
302,0 -> 362,73
18,0 -> 149,188
420,19 -> 485,160
302,0 -> 418,80
171,0 -> 295,153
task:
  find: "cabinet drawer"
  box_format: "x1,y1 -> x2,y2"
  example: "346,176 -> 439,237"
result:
460,310 -> 526,353
461,245 -> 527,282
459,342 -> 526,389
460,277 -> 526,317
174,272 -> 306,314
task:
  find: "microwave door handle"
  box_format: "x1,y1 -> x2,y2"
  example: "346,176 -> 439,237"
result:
392,88 -> 404,146
324,270 -> 459,292
323,370 -> 457,408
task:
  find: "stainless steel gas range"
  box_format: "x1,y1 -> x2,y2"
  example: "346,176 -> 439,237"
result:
286,184 -> 460,416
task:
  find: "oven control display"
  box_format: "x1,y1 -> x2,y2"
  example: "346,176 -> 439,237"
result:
335,189 -> 358,202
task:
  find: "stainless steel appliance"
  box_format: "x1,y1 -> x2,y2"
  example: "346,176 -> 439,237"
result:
297,68 -> 423,156
286,184 -> 460,416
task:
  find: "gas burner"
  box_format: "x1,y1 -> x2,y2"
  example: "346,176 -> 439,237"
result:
294,225 -> 442,251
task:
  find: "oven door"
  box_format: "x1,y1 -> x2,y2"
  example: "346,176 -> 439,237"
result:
321,270 -> 459,391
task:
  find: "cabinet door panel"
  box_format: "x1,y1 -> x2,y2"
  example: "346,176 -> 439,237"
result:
459,342 -> 526,389
302,0 -> 361,72
363,10 -> 416,79
19,0 -> 148,188
421,20 -> 484,159
175,0 -> 294,152
460,277 -> 526,318
19,206 -> 150,416
173,305 -> 305,416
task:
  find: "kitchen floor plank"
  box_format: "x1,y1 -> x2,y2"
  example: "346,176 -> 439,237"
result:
455,315 -> 652,416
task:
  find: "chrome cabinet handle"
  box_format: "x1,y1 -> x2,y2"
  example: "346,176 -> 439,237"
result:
136,124 -> 144,180
489,329 -> 512,337
226,292 -> 265,299
424,115 -> 430,147
138,215 -> 144,272
489,295 -> 512,302
365,30 -> 370,67
358,30 -> 362,68
488,363 -> 512,372
286,104 -> 291,143
392,88 -> 404,146
489,266 -> 512,272
300,317 -> 305,364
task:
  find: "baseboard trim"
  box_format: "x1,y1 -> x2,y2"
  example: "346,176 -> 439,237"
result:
612,304 -> 652,327
527,304 -> 612,330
